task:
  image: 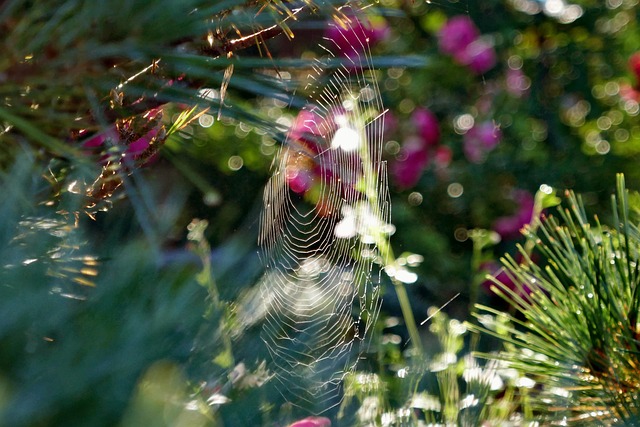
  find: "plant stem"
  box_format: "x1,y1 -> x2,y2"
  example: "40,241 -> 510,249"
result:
392,276 -> 424,354
355,107 -> 423,355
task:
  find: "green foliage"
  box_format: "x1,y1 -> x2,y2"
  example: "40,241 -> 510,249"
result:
0,157 -> 216,427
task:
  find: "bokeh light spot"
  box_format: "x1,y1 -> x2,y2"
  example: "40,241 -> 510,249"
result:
408,192 -> 423,206
447,183 -> 464,198
198,114 -> 214,128
454,114 -> 475,134
228,155 -> 244,171
454,228 -> 468,242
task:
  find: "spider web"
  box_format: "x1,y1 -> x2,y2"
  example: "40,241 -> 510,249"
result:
257,7 -> 391,410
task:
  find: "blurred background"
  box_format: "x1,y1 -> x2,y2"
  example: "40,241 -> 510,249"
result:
2,0 -> 640,425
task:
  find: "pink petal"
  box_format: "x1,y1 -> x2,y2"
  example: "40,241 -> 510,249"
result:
392,138 -> 429,189
411,108 -> 440,148
326,15 -> 389,58
286,167 -> 314,194
454,40 -> 497,75
288,416 -> 332,427
82,126 -> 118,148
126,128 -> 158,157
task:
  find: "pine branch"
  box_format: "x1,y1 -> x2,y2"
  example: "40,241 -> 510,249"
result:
0,0 -> 368,218
469,174 -> 640,425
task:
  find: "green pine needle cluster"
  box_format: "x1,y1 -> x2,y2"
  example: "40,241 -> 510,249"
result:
471,174 -> 640,425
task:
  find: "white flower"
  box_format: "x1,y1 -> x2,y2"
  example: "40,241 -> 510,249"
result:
334,202 -> 395,243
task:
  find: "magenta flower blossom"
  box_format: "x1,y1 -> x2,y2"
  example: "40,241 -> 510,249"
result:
463,121 -> 501,163
81,126 -> 118,149
481,261 -> 515,294
620,83 -> 640,103
390,107 -> 444,188
289,109 -> 324,145
437,16 -> 479,57
285,166 -> 314,194
629,52 -> 640,83
126,127 -> 159,157
282,109 -> 327,195
481,260 -> 534,297
380,109 -> 398,138
433,145 -> 452,168
492,190 -> 534,240
284,108 -> 364,197
411,107 -> 440,148
481,252 -> 542,298
288,416 -> 331,427
80,107 -> 164,167
325,14 -> 389,59
391,136 -> 429,189
438,16 -> 496,75
454,39 -> 497,75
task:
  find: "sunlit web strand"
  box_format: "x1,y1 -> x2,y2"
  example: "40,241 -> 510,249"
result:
258,7 -> 389,410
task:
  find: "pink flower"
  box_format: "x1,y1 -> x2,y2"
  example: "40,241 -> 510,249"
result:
438,16 -> 496,75
80,125 -> 161,166
288,110 -> 325,148
411,108 -> 440,148
454,39 -> 497,75
391,136 -> 429,189
381,109 -> 398,137
629,52 -> 640,83
81,107 -> 164,162
390,109 -> 442,188
481,252 -> 542,299
326,15 -> 389,59
81,126 -> 118,148
463,121 -> 501,163
284,108 -> 363,196
437,16 -> 479,57
481,260 -> 535,297
620,83 -> 640,103
481,261 -> 516,294
285,166 -> 314,194
288,416 -> 331,427
492,190 -> 534,240
282,140 -> 318,195
126,127 -> 159,157
433,145 -> 452,168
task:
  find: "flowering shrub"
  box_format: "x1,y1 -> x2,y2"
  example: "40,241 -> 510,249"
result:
629,52 -> 640,83
412,107 -> 440,148
480,252 -> 540,298
392,137 -> 430,189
